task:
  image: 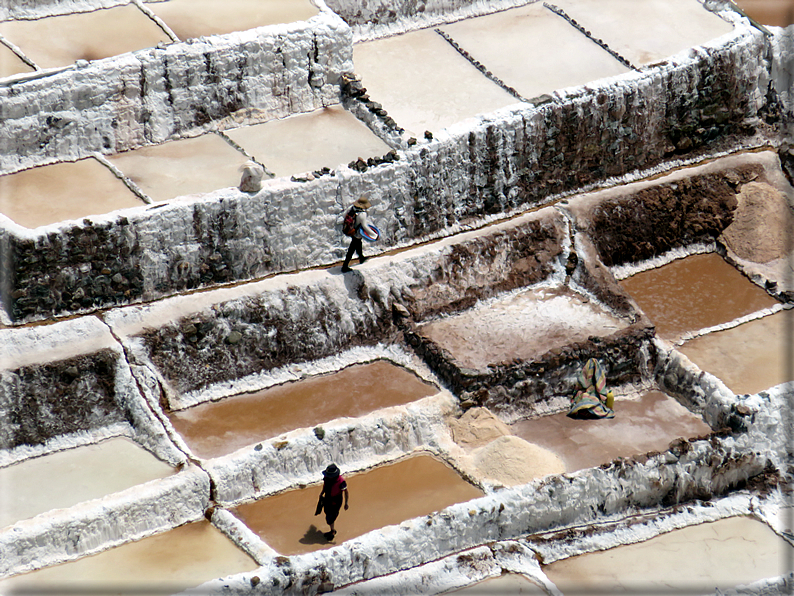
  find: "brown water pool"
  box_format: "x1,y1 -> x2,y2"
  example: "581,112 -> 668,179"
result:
619,253 -> 778,341
231,453 -> 484,555
543,516 -> 792,594
0,520 -> 258,594
734,0 -> 794,26
509,391 -> 711,472
679,310 -> 792,395
168,360 -> 439,459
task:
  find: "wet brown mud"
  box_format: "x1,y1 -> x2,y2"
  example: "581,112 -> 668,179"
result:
509,391 -> 712,472
231,454 -> 484,555
620,253 -> 778,340
168,360 -> 439,459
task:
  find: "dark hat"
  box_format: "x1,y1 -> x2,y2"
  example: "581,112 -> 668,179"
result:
322,464 -> 340,479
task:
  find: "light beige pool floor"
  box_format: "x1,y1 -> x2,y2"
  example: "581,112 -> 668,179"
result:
0,44 -> 33,78
107,134 -> 251,203
0,158 -> 146,228
225,105 -> 392,178
0,5 -> 171,69
552,0 -> 735,66
439,3 -> 630,100
0,437 -> 175,529
145,0 -> 319,41
0,520 -> 258,594
352,29 -> 517,136
544,516 -> 793,594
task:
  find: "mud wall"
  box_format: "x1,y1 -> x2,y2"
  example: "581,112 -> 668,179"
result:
1,25 -> 768,324
0,11 -> 351,173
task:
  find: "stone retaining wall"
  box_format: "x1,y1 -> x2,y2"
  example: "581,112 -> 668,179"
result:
0,25 -> 769,324
0,11 -> 351,173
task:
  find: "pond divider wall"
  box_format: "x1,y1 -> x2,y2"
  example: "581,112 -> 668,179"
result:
0,466 -> 210,578
1,24 -> 769,323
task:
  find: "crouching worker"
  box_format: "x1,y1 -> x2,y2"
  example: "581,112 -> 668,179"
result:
317,463 -> 349,541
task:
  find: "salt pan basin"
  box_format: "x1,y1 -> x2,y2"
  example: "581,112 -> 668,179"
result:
225,106 -> 391,179
543,517 -> 793,593
232,453 -> 483,555
439,3 -> 629,101
352,29 -> 517,136
679,310 -> 792,395
0,5 -> 170,69
106,134 -> 251,203
0,158 -> 146,228
551,0 -> 735,66
734,0 -> 794,26
510,391 -> 712,473
0,437 -> 175,529
418,286 -> 628,371
0,520 -> 258,593
146,0 -> 319,41
168,360 -> 439,459
620,253 -> 778,341
0,45 -> 33,79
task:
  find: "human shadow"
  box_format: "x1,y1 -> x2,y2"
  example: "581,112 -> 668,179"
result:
299,524 -> 331,545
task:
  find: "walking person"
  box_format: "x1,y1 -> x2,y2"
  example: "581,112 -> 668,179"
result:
341,196 -> 371,272
317,463 -> 349,540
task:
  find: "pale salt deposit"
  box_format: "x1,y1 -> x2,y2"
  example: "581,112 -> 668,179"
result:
471,435 -> 565,487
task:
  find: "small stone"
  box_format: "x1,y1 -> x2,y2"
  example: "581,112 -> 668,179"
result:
101,268 -> 112,275
225,330 -> 243,344
250,576 -> 260,587
407,137 -> 417,146
314,426 -> 325,440
424,130 -> 433,140
254,443 -> 263,451
65,366 -> 79,378
112,273 -> 124,284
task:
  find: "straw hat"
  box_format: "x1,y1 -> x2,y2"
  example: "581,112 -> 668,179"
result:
354,196 -> 371,209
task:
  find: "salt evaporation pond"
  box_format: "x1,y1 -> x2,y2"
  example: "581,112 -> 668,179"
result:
509,391 -> 712,472
231,453 -> 483,555
733,0 -> 794,26
543,516 -> 793,593
0,520 -> 258,593
679,309 -> 792,395
226,105 -> 392,179
619,252 -> 778,341
438,3 -> 629,101
418,286 -> 628,371
107,134 -> 252,203
0,437 -> 175,528
0,5 -> 170,69
551,0 -> 735,66
146,0 -> 319,40
352,29 -> 516,136
0,158 -> 146,228
168,360 -> 439,459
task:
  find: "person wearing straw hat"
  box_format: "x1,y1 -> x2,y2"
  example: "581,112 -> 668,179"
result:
341,196 -> 371,273
316,463 -> 349,540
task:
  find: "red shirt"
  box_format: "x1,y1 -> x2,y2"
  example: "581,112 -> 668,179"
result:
327,476 -> 347,497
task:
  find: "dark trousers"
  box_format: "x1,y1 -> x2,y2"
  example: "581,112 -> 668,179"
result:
343,237 -> 364,268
